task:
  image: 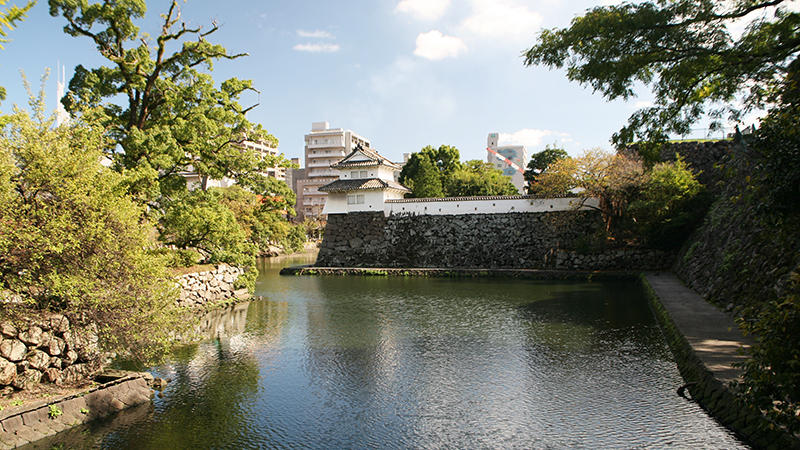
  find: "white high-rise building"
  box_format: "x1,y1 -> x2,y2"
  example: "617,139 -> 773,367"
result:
295,121 -> 371,220
55,64 -> 70,127
487,132 -> 527,194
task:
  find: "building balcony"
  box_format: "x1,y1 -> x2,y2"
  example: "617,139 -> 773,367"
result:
308,169 -> 339,178
306,139 -> 345,149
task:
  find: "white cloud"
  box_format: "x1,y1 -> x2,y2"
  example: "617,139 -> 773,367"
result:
297,29 -> 335,39
293,43 -> 340,53
395,0 -> 451,21
499,129 -> 570,148
634,100 -> 653,109
460,0 -> 543,42
413,30 -> 467,61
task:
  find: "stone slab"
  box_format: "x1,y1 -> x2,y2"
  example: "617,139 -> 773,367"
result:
0,372 -> 153,449
645,272 -> 752,384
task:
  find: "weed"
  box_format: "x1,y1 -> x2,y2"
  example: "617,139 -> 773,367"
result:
48,404 -> 62,419
80,408 -> 89,414
10,400 -> 22,407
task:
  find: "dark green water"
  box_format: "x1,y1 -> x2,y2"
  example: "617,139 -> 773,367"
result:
32,254 -> 745,448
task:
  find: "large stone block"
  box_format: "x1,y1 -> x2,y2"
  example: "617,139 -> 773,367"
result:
0,357 -> 17,385
26,349 -> 50,371
17,326 -> 43,346
13,369 -> 43,390
0,339 -> 26,362
0,322 -> 18,338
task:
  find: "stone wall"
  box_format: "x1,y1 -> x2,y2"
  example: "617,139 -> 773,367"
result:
175,264 -> 248,308
316,211 -> 672,270
0,314 -> 104,394
0,372 -> 152,448
642,277 -> 799,449
627,140 -> 734,193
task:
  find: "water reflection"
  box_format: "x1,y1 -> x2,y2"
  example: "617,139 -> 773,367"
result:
32,253 -> 745,449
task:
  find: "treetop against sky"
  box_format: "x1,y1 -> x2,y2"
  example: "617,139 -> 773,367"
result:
2,0 -> 796,162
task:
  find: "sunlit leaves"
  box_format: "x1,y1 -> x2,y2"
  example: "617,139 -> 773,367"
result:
524,0 -> 799,146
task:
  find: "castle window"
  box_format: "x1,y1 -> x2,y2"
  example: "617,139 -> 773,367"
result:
347,194 -> 365,205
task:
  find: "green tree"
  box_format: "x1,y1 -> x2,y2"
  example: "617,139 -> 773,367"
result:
628,156 -> 708,248
524,0 -> 800,153
399,144 -> 462,189
159,188 -> 257,287
524,145 -> 568,192
0,0 -> 34,103
0,89 -> 182,362
408,155 -> 444,198
48,0 -> 290,206
445,160 -> 519,197
533,150 -> 646,233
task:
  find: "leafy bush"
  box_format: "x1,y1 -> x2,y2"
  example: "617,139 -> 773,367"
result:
737,272 -> 800,434
158,188 -> 258,290
628,156 -> 710,249
281,225 -> 306,254
444,160 -> 519,196
0,102 -> 182,362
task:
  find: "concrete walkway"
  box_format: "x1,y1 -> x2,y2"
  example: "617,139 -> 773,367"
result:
645,272 -> 753,384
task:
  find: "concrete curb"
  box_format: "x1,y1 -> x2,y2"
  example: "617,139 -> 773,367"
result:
0,372 -> 153,449
641,273 -> 799,449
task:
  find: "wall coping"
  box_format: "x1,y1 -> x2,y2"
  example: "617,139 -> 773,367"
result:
386,194 -> 577,203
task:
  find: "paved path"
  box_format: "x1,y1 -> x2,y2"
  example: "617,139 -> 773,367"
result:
645,272 -> 753,384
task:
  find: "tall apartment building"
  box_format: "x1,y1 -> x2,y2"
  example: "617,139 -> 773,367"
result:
295,121 -> 371,220
486,132 -> 528,194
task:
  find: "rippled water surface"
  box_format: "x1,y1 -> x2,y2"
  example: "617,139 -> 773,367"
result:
35,253 -> 745,449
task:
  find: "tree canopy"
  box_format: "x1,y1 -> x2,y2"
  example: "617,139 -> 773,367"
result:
524,145 -> 568,192
399,145 -> 517,197
48,0 -> 291,208
445,160 -> 519,197
524,0 -> 800,147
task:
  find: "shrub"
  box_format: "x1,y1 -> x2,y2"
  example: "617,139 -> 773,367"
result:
0,102 -> 182,362
628,156 -> 710,249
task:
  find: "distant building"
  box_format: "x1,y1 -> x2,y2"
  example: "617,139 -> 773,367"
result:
181,138 -> 286,191
486,132 -> 527,194
320,145 -> 409,215
55,64 -> 70,127
295,121 -> 372,220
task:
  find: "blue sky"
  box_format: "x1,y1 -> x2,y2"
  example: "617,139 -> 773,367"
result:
0,0 -> 739,163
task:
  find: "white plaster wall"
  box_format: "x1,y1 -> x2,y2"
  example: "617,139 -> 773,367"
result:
336,165 -> 396,181
384,197 -> 599,216
322,190 -> 395,214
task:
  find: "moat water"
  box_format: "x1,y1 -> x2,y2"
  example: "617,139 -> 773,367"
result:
34,253 -> 745,448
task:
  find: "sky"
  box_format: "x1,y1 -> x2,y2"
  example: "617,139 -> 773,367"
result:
0,0 -> 757,164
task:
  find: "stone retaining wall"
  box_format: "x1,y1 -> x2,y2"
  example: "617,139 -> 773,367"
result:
0,315 -> 103,394
282,266 -> 638,281
627,140 -> 734,193
316,211 -> 672,270
641,276 -> 799,449
175,264 -> 248,308
0,372 -> 152,449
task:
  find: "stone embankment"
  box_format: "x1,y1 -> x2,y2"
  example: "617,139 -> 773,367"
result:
281,266 -> 638,280
317,211 -> 672,271
0,371 -> 153,449
175,264 -> 250,308
0,315 -> 104,395
643,273 -> 800,449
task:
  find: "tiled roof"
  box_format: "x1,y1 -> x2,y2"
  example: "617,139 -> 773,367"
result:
319,178 -> 411,193
330,146 -> 402,170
